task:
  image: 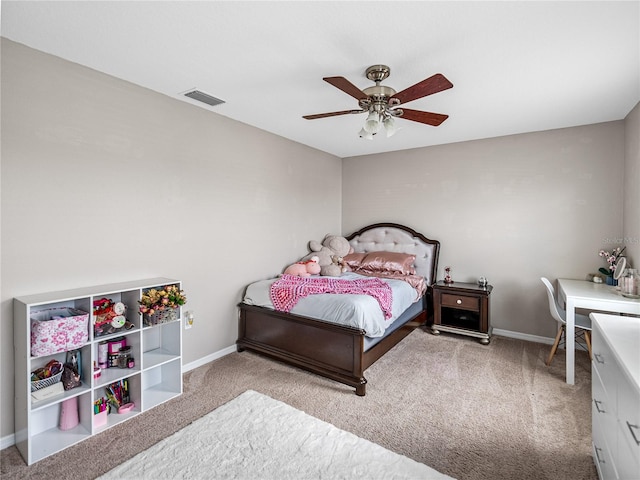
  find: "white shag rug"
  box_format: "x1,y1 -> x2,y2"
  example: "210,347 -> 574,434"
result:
99,390 -> 454,480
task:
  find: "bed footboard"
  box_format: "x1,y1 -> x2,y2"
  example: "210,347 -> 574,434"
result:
237,302 -> 427,396
237,303 -> 368,395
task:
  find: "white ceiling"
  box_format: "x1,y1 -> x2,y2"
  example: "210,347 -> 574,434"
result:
2,1 -> 639,158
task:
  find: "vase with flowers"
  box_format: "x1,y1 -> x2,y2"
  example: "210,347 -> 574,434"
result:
598,247 -> 626,286
139,284 -> 187,326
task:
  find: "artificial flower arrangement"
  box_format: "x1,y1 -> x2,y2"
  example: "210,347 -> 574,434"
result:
139,285 -> 187,316
598,246 -> 626,277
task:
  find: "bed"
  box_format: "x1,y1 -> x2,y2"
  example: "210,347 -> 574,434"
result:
237,223 -> 440,396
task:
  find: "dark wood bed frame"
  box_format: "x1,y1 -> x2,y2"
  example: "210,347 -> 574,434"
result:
237,223 -> 440,396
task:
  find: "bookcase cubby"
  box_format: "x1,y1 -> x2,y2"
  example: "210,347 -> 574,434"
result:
14,277 -> 183,465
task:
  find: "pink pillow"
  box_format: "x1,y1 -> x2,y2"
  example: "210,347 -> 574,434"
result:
345,251 -> 416,275
343,252 -> 368,270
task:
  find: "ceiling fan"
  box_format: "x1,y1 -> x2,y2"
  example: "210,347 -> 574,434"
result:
303,65 -> 453,139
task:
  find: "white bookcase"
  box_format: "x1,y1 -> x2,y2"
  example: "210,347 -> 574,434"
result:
14,278 -> 183,465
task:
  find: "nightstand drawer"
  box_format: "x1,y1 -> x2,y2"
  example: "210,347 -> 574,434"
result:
441,293 -> 479,311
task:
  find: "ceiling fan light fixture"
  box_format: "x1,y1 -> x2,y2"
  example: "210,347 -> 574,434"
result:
363,110 -> 381,134
383,115 -> 397,137
358,127 -> 374,140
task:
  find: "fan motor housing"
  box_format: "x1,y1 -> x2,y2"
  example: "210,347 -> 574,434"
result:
363,85 -> 396,99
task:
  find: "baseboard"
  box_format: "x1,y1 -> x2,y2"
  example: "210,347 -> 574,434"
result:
1,434 -> 15,451
493,328 -> 589,352
493,328 -> 555,345
182,344 -> 237,373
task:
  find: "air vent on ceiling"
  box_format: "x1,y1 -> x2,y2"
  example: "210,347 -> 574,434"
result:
183,90 -> 225,107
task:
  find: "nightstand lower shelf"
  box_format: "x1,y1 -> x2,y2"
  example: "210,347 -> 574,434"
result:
431,324 -> 492,344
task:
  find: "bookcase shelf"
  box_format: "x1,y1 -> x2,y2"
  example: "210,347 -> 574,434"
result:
14,277 -> 183,465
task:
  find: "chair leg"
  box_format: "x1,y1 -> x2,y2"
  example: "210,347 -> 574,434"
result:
584,330 -> 592,360
546,325 -> 564,366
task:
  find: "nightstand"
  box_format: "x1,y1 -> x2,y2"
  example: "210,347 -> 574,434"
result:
431,280 -> 493,344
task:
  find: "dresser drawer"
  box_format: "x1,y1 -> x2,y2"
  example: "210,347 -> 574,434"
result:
592,325 -> 618,408
592,365 -> 617,461
617,422 -> 640,480
618,373 -> 640,466
440,293 -> 479,311
592,414 -> 617,480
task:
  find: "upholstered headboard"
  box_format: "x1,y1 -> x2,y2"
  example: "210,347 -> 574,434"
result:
346,223 -> 440,286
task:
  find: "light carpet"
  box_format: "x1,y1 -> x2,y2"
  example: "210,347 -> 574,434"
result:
98,389 -> 453,480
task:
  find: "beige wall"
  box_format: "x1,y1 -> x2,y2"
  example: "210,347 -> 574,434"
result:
0,39 -> 342,438
342,121 -> 627,339
624,102 -> 640,265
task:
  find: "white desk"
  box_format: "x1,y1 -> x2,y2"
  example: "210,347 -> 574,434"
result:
557,279 -> 640,384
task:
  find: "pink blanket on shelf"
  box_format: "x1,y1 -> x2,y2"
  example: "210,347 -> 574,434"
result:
270,274 -> 393,319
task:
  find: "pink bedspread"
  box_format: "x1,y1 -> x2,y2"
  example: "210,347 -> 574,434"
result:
270,274 -> 393,319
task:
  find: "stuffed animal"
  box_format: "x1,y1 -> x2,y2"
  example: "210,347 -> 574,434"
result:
302,235 -> 354,276
283,256 -> 321,277
331,255 -> 349,274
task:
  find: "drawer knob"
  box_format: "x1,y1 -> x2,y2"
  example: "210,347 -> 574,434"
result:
594,353 -> 605,364
456,299 -> 462,305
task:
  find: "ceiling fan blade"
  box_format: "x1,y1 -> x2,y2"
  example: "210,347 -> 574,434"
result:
303,109 -> 362,120
392,73 -> 453,105
323,76 -> 368,101
398,108 -> 449,126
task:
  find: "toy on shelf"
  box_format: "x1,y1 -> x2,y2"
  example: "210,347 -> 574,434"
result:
93,298 -> 134,337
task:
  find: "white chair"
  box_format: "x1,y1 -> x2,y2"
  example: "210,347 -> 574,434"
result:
541,277 -> 592,366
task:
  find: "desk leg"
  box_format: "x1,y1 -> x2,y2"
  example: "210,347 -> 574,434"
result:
565,298 -> 575,385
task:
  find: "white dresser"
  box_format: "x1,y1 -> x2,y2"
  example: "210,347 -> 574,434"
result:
591,313 -> 640,480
